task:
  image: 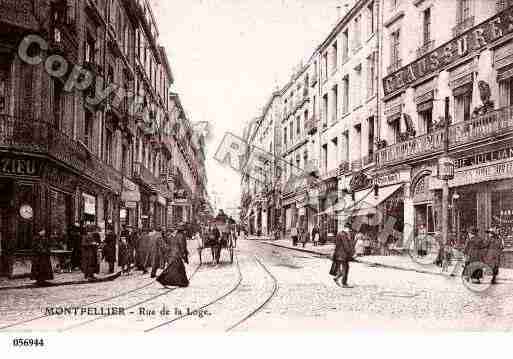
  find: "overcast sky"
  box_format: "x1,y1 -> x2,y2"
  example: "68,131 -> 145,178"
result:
150,0 -> 346,215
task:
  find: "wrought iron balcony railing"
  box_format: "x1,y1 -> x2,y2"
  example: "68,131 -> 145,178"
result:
375,105 -> 513,167
452,16 -> 474,37
0,115 -> 122,191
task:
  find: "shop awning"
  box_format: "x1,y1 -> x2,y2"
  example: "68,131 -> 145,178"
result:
350,183 -> 404,217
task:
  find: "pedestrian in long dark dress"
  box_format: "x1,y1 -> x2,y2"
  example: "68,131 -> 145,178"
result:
69,224 -> 82,270
81,226 -> 99,280
149,229 -> 164,278
136,229 -> 149,272
330,223 -> 354,288
118,237 -> 130,275
103,226 -> 117,274
31,230 -> 54,286
157,226 -> 189,287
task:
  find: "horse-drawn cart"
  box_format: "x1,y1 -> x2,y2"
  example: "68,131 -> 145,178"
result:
199,223 -> 234,264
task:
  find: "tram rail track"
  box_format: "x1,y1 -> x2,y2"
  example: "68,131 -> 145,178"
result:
145,253 -> 279,332
0,264 -> 202,332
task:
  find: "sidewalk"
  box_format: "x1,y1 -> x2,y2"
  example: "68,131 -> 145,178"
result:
254,237 -> 513,282
0,261 -> 121,291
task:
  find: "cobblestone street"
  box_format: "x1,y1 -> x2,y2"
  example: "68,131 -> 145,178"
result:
1,239 -> 513,332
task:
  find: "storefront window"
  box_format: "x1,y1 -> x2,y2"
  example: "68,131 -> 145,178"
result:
49,189 -> 71,249
82,193 -> 96,225
492,191 -> 513,247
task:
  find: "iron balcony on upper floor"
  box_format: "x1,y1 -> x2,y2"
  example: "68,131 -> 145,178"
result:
375,105 -> 513,168
0,114 -> 122,190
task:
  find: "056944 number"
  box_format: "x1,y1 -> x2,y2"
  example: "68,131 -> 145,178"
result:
12,338 -> 44,347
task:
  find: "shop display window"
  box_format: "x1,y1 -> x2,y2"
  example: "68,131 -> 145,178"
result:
492,191 -> 513,247
49,189 -> 71,250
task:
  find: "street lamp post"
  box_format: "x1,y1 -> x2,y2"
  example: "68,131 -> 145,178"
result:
439,97 -> 455,248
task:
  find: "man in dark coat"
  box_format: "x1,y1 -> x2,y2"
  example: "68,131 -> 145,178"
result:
81,225 -> 100,280
149,228 -> 165,278
331,223 -> 355,288
484,228 -> 503,285
103,225 -> 117,274
136,229 -> 150,273
463,227 -> 487,283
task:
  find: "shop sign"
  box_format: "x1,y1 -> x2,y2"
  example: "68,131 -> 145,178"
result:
455,147 -> 513,169
0,156 -> 44,177
349,171 -> 372,192
383,7 -> 513,96
431,159 -> 513,189
82,193 -> 96,215
374,172 -> 402,187
44,165 -> 78,192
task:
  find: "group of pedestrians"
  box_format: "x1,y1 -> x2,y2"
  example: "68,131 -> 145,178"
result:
291,223 -> 321,247
29,222 -> 193,288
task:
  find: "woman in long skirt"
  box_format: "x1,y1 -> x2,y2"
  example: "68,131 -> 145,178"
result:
157,227 -> 189,288
31,230 -> 54,286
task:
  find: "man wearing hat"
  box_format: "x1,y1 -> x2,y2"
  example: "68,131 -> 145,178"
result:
484,227 -> 503,285
463,226 -> 487,283
330,222 -> 355,288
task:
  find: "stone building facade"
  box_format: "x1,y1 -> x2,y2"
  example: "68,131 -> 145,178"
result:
0,0 -> 208,277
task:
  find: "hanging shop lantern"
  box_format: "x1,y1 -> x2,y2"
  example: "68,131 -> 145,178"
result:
437,156 -> 455,180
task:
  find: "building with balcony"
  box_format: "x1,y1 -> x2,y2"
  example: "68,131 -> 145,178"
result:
314,0 -> 380,239
378,1 -> 513,264
0,0 -> 209,278
240,89 -> 282,236
279,61 -> 318,236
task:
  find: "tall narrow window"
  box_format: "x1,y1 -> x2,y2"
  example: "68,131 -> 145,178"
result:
84,110 -> 94,150
342,76 -> 349,114
296,116 -> 301,136
106,128 -> 113,166
355,65 -> 362,107
322,144 -> 328,173
423,8 -> 431,44
322,52 -> 328,81
367,53 -> 376,99
342,29 -> 349,61
354,15 -> 361,50
368,117 -> 375,157
283,127 -> 287,147
53,80 -> 63,130
455,92 -> 472,122
289,122 -> 293,142
390,30 -> 401,69
323,94 -> 328,127
331,41 -> 338,74
85,34 -> 95,63
457,0 -> 471,23
332,85 -> 338,123
368,2 -> 375,35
